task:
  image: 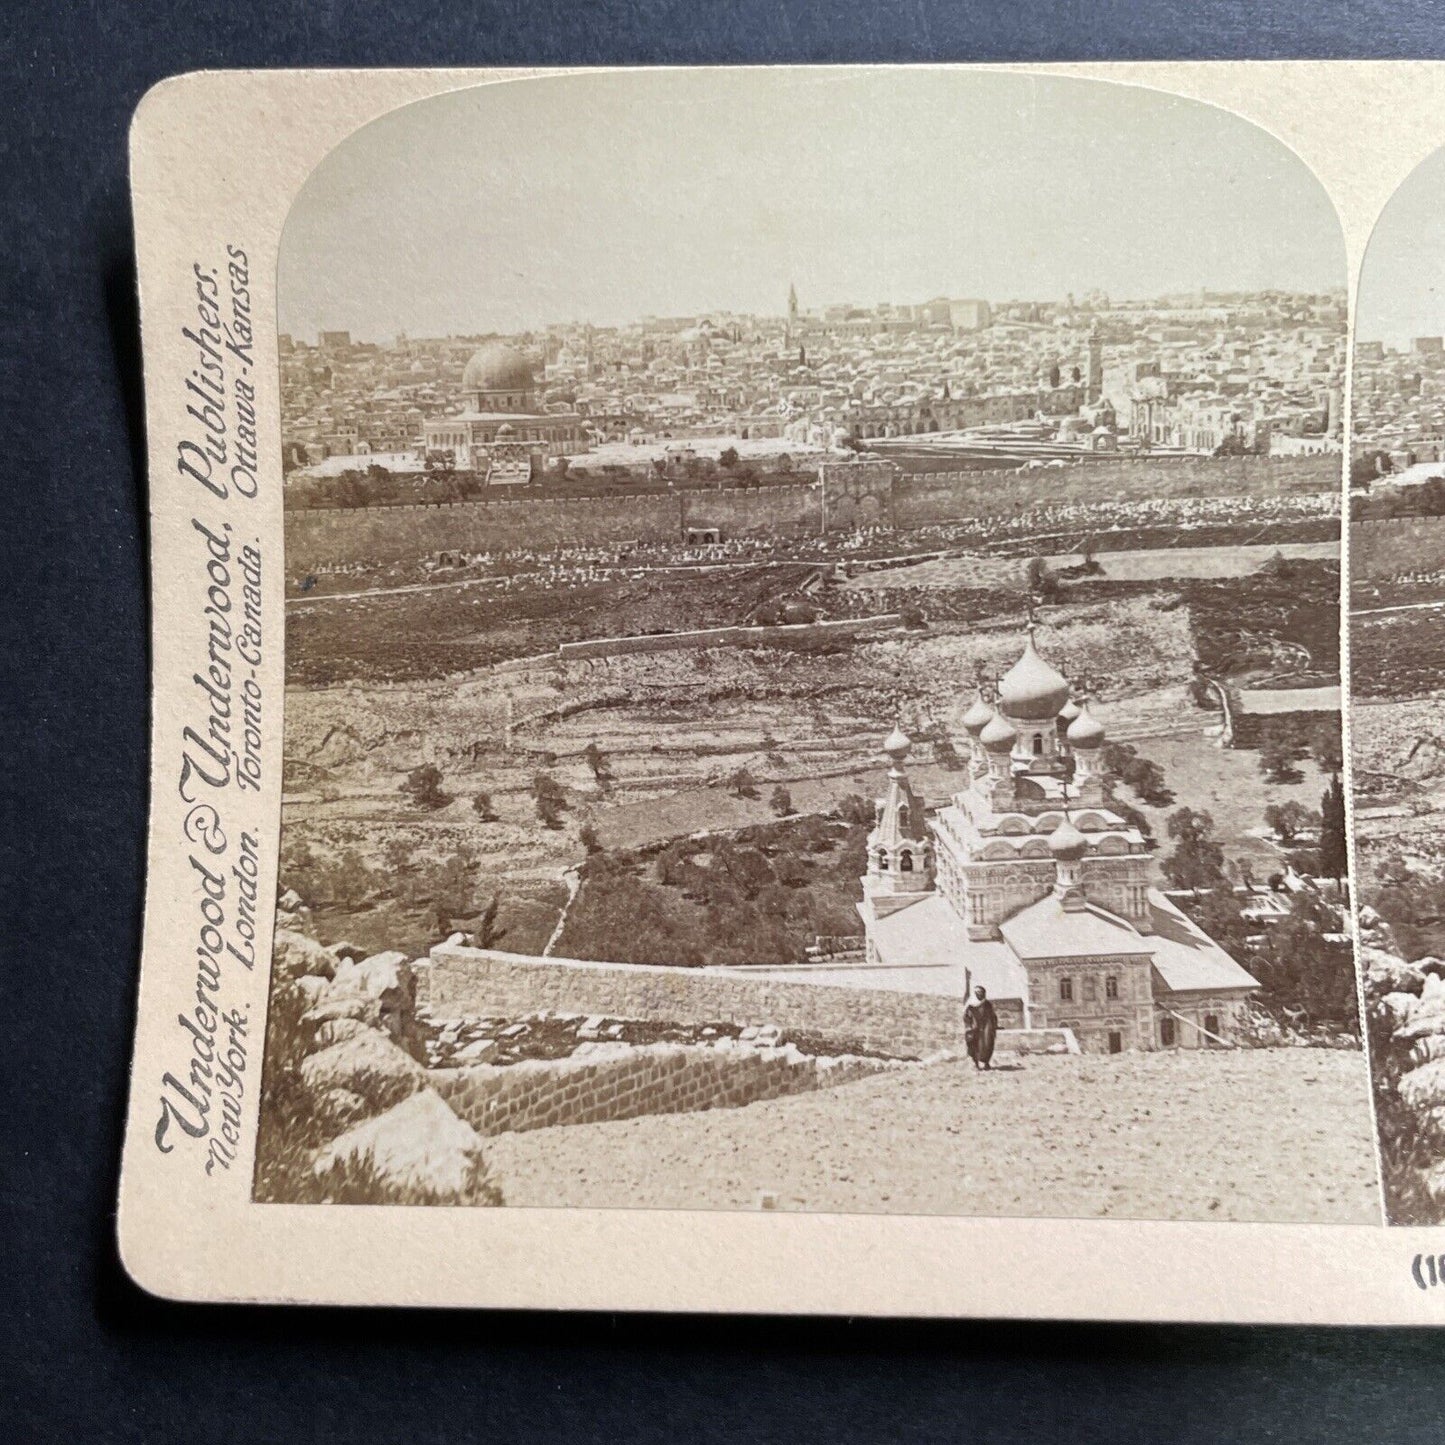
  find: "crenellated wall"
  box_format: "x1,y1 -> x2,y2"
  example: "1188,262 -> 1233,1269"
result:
1352,515 -> 1445,581
284,453 -> 1341,577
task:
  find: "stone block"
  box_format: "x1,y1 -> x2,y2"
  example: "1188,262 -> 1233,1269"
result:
301,1027 -> 426,1114
314,1088 -> 490,1200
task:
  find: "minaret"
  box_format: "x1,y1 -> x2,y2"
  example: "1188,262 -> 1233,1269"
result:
1087,325 -> 1103,404
861,725 -> 934,920
787,282 -> 799,344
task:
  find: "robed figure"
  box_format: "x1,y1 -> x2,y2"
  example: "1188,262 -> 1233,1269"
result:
964,985 -> 998,1070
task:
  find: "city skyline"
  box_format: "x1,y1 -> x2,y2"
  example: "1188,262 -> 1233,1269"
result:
279,69 -> 1345,342
288,279 -> 1345,350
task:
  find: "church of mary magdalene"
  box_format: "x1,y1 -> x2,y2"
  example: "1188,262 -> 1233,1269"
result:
859,627 -> 1260,1054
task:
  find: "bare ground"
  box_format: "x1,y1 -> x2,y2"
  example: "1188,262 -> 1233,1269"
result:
480,1048 -> 1379,1223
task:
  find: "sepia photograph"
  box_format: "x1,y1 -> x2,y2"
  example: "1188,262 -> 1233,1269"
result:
256,69 -> 1376,1221
1348,140 -> 1445,1225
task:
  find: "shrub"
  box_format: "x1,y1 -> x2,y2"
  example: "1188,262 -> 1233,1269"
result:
1264,800 -> 1319,844
1162,807 -> 1227,892
1259,735 -> 1306,784
728,768 -> 759,799
532,772 -> 567,828
401,764 -> 450,811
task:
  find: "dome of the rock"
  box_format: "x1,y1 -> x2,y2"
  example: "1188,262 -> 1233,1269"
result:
462,341 -> 537,395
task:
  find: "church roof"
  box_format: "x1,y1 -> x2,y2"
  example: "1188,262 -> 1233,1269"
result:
998,633 -> 1071,721
961,692 -> 995,735
979,712 -> 1018,752
865,894 -> 1030,1002
1000,894 -> 1152,961
1066,703 -> 1106,748
1145,890 -> 1261,993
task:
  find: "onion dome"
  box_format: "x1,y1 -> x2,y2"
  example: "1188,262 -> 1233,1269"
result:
1048,814 -> 1089,861
1066,702 -> 1106,750
882,725 -> 912,762
961,691 -> 995,737
1058,698 -> 1081,725
979,712 -> 1018,754
462,341 -> 537,394
997,633 -> 1070,721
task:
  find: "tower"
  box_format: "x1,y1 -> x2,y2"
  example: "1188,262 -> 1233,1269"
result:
860,726 -> 935,927
1087,326 -> 1103,404
787,281 -> 799,342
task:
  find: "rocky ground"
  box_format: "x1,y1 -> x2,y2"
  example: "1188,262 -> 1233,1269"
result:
1356,905 -> 1445,1224
480,1046 -> 1380,1222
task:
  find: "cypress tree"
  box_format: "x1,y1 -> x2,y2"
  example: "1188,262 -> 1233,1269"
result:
1319,776 -> 1348,880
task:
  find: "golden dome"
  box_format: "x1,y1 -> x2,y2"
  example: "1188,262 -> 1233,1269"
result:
1066,703 -> 1106,749
961,691 -> 995,736
980,712 -> 1018,753
462,341 -> 537,394
1048,814 -> 1089,861
997,633 -> 1070,722
882,725 -> 912,761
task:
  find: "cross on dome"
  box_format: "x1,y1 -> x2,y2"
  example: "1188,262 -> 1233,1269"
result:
997,624 -> 1070,722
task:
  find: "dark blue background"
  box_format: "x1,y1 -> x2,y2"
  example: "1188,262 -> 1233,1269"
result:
6,3 -> 1445,1439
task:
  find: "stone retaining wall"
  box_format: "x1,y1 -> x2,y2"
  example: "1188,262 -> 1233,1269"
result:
429,1041 -> 894,1137
555,613 -> 900,660
419,945 -> 1024,1059
1352,515 -> 1445,581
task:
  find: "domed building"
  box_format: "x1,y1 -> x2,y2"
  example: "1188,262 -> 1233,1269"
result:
858,625 -> 1258,1054
421,341 -> 587,483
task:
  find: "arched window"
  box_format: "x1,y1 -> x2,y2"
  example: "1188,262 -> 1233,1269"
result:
876,849 -> 888,871
900,851 -> 913,872
897,804 -> 909,829
1032,733 -> 1044,756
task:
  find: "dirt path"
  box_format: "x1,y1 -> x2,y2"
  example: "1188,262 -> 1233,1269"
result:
1351,598 -> 1445,617
481,1047 -> 1379,1223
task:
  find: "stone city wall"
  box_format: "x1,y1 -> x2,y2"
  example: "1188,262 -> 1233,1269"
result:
285,492 -> 682,571
420,945 -> 997,1059
680,482 -> 821,538
283,454 -> 1341,576
1352,515 -> 1445,581
429,1041 -> 894,1137
555,613 -> 901,660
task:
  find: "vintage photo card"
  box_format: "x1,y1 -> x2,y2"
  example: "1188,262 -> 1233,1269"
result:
1348,143 -> 1445,1229
117,64 -> 1445,1320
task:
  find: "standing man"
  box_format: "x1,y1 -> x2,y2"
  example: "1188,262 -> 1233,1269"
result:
964,984 -> 998,1070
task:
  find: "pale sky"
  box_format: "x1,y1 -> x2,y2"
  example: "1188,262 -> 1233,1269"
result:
279,69 -> 1345,343
1357,143 -> 1445,349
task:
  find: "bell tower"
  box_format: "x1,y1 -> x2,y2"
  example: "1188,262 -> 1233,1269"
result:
860,726 -> 935,924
